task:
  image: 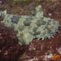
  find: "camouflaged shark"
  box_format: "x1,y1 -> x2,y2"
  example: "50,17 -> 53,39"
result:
0,5 -> 60,45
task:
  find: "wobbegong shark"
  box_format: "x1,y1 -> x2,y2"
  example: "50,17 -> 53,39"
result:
0,5 -> 60,45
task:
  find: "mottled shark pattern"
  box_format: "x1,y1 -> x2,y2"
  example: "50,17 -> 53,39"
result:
0,5 -> 60,45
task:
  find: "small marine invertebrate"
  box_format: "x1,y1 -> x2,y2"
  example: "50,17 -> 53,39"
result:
52,54 -> 61,60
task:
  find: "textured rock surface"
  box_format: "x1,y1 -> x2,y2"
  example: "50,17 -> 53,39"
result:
0,23 -> 24,61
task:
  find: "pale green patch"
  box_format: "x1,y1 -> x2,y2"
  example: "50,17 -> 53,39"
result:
0,5 -> 59,45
